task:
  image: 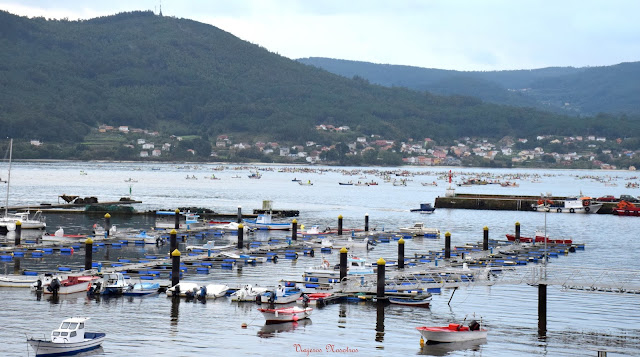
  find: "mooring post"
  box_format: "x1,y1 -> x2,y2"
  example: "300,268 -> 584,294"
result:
398,238 -> 405,269
376,257 -> 386,301
171,249 -> 181,287
339,247 -> 348,282
444,231 -> 451,259
104,213 -> 111,237
237,224 -> 244,249
365,213 -> 369,232
338,215 -> 343,235
13,254 -> 20,274
84,237 -> 93,271
169,229 -> 177,254
538,283 -> 547,338
291,219 -> 297,241
483,226 -> 489,251
174,209 -> 180,230
237,206 -> 242,223
515,221 -> 521,243
14,220 -> 21,246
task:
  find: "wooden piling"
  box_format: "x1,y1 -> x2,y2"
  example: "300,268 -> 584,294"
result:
445,231 -> 451,259
398,238 -> 405,269
174,209 -> 180,230
365,213 -> 369,232
237,206 -> 242,223
104,213 -> 111,237
237,224 -> 244,249
171,249 -> 181,287
483,226 -> 489,251
339,247 -> 348,282
170,229 -> 177,253
376,257 -> 386,300
84,237 -> 93,271
538,283 -> 547,338
515,222 -> 521,243
14,220 -> 21,246
338,215 -> 343,235
291,219 -> 297,241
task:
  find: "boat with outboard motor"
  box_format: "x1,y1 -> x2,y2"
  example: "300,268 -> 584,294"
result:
165,282 -> 229,299
27,317 -> 106,356
303,255 -> 374,283
243,213 -> 291,230
416,318 -> 487,343
123,282 -> 160,296
258,306 -> 313,324
260,284 -> 303,304
230,284 -> 270,302
399,223 -> 441,237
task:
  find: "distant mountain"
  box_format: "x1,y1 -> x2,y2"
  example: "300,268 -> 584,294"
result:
297,58 -> 640,116
0,9 -> 638,152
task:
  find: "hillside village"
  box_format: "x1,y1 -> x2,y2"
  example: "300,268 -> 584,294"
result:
26,123 -> 638,170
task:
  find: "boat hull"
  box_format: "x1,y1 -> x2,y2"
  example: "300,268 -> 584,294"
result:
0,274 -> 39,287
416,326 -> 487,343
28,333 -> 105,356
532,204 -> 602,214
258,307 -> 312,324
389,296 -> 431,307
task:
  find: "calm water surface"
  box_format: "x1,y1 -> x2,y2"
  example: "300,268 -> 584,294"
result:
1,162 -> 640,356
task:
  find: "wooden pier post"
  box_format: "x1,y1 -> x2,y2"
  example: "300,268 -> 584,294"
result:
174,209 -> 180,230
291,219 -> 297,241
483,226 -> 489,251
104,213 -> 111,237
365,213 -> 369,232
444,231 -> 451,259
398,238 -> 405,269
13,254 -> 20,274
84,237 -> 93,271
339,247 -> 348,282
14,220 -> 21,245
376,257 -> 386,301
237,206 -> 242,223
237,224 -> 244,249
515,222 -> 521,243
538,283 -> 547,338
375,300 -> 385,342
170,229 -> 177,254
338,215 -> 343,235
171,249 -> 181,287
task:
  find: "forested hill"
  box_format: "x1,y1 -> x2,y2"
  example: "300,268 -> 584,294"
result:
297,58 -> 640,116
1,10 -> 638,146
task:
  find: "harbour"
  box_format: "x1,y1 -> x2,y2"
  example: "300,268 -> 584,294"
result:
1,162 -> 640,356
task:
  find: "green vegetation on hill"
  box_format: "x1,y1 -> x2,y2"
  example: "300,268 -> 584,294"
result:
0,10 -> 639,162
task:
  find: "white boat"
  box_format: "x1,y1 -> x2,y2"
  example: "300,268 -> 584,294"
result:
123,282 -> 160,296
155,211 -> 207,230
0,274 -> 39,287
165,282 -> 229,298
95,273 -> 127,296
399,223 -> 441,237
27,317 -> 106,356
260,285 -> 303,304
303,256 -> 374,283
416,319 -> 488,343
532,196 -> 602,214
37,275 -> 99,295
230,284 -> 270,302
128,230 -> 161,244
243,213 -> 291,231
298,180 -> 313,186
258,306 -> 312,324
209,221 -> 252,233
389,294 -> 432,307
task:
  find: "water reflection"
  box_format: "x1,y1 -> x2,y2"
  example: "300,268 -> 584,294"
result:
375,302 -> 385,342
170,296 -> 180,327
258,319 -> 312,338
418,339 -> 486,356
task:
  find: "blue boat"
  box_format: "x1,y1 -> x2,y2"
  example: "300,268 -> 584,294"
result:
410,203 -> 436,214
123,282 -> 160,296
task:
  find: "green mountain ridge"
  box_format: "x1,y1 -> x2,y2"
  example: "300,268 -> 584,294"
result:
1,10 -> 638,155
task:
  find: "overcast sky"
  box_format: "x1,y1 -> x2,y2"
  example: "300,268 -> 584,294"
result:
1,0 -> 638,71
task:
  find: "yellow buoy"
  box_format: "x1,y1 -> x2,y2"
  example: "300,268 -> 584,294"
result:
420,336 -> 424,347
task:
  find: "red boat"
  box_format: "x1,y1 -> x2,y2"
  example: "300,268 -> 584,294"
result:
505,232 -> 572,244
613,201 -> 640,216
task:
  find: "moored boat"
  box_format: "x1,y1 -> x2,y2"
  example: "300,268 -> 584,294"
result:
243,213 -> 291,230
123,282 -> 160,296
230,284 -> 269,302
531,196 -> 602,214
416,319 -> 488,343
410,203 -> 436,214
389,294 -> 432,307
40,275 -> 99,295
505,231 -> 572,244
0,274 -> 39,287
27,317 -> 105,356
258,306 -> 313,324
303,256 -> 374,283
613,201 -> 640,216
260,285 -> 303,304
399,223 -> 441,237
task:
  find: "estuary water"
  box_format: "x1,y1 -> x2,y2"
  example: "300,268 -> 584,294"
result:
1,162 -> 640,356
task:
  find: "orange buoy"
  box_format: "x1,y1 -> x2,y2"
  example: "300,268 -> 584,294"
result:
241,322 -> 247,328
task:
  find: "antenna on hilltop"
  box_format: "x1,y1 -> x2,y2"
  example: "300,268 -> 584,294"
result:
159,0 -> 163,16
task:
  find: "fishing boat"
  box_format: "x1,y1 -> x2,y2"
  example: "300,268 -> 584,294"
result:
613,201 -> 640,216
410,203 -> 436,214
399,223 -> 441,237
258,306 -> 313,324
531,196 -> 602,214
298,180 -> 313,186
248,171 -> 262,179
27,317 -> 106,356
416,319 -> 488,343
338,181 -> 353,186
123,282 -> 160,296
389,294 -> 432,307
243,213 -> 291,230
260,285 -> 303,304
505,231 -> 572,244
230,284 -> 269,302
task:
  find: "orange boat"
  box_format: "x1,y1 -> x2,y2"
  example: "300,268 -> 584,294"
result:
613,201 -> 640,216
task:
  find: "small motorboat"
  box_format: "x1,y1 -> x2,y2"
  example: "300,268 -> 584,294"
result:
95,273 -> 128,296
410,203 -> 436,214
296,292 -> 334,306
260,285 -> 303,304
416,319 -> 488,343
123,282 -> 160,296
389,294 -> 432,307
166,282 -> 229,299
41,275 -> 99,295
0,274 -> 39,288
230,284 -> 269,302
258,306 -> 313,324
27,317 -> 106,356
399,223 -> 441,237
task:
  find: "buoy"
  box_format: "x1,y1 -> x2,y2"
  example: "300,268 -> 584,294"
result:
241,322 -> 247,328
420,336 -> 424,347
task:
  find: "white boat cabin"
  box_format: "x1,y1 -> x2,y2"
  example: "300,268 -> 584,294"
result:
51,317 -> 90,343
